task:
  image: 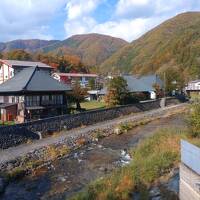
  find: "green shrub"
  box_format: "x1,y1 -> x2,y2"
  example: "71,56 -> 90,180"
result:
119,123 -> 133,132
7,167 -> 26,181
92,130 -> 105,140
187,103 -> 200,137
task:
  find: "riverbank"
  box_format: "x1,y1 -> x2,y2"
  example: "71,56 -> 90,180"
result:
71,123 -> 200,200
0,104 -> 188,199
0,104 -> 187,171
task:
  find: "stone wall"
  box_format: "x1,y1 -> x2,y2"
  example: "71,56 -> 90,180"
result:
0,128 -> 39,149
0,97 -> 182,149
0,103 -> 187,173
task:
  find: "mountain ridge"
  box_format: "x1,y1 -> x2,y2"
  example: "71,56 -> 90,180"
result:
40,33 -> 128,66
0,34 -> 128,67
100,12 -> 200,79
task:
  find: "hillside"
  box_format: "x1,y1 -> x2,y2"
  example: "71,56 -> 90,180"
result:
41,33 -> 128,67
0,39 -> 59,52
100,12 -> 200,79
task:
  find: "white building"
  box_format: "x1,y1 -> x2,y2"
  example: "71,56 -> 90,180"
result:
52,72 -> 98,88
185,80 -> 200,96
0,59 -> 52,84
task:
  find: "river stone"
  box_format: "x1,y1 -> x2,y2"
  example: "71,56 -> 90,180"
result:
149,187 -> 161,198
0,177 -> 6,193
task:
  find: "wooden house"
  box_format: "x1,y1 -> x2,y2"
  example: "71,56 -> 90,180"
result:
0,66 -> 71,123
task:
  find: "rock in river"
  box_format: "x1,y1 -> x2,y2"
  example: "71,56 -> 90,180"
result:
0,177 -> 7,194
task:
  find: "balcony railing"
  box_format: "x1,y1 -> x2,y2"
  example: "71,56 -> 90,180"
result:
41,100 -> 63,106
186,85 -> 200,91
25,101 -> 63,107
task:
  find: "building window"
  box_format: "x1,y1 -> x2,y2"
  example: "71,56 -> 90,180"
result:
52,95 -> 57,104
41,95 -> 49,105
56,95 -> 63,104
26,96 -> 40,107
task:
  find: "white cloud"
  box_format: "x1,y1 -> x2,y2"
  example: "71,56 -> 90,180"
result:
1,0 -> 200,42
64,0 -> 200,42
0,0 -> 66,41
93,18 -> 158,41
64,15 -> 165,42
66,0 -> 101,20
65,17 -> 96,36
64,0 -> 102,38
116,0 -> 150,17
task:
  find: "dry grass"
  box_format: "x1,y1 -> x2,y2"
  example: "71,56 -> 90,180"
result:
44,145 -> 70,160
71,128 -> 189,200
75,138 -> 87,147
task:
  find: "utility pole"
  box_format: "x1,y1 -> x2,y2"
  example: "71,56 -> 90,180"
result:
164,72 -> 166,98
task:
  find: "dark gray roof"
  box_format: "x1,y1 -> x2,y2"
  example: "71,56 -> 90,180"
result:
0,59 -> 52,69
123,75 -> 163,92
0,66 -> 71,93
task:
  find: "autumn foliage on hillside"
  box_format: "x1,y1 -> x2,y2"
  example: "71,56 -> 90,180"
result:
1,50 -> 89,73
100,12 -> 200,82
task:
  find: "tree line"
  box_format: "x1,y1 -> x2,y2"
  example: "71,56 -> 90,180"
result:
0,49 -> 89,73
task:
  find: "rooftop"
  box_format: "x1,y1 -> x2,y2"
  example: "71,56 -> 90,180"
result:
123,75 -> 163,92
55,72 -> 98,77
0,59 -> 52,69
0,66 -> 71,94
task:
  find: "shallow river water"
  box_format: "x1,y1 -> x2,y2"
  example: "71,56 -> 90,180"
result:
0,114 -> 186,200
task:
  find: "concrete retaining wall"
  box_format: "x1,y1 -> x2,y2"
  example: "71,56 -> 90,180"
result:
180,164 -> 200,200
181,140 -> 200,175
180,140 -> 200,200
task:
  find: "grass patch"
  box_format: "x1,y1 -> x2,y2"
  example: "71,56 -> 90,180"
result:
92,129 -> 105,140
4,144 -> 71,182
6,167 -> 26,181
0,121 -> 15,126
80,101 -> 106,110
70,128 -> 198,200
114,119 -> 152,135
44,145 -> 70,160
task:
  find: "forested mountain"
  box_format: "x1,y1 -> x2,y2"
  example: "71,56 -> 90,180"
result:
0,39 -> 59,52
100,12 -> 200,81
0,34 -> 128,68
2,12 -> 200,82
41,33 -> 128,67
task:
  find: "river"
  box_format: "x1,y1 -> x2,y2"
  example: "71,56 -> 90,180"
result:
0,114 -> 186,200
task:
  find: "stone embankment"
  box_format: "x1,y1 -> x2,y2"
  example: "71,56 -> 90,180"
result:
0,97 -> 182,149
0,103 -> 187,176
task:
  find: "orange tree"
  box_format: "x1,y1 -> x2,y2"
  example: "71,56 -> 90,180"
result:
105,76 -> 130,107
68,81 -> 88,110
6,50 -> 31,61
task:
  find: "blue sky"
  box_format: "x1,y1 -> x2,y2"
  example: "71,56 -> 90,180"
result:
0,0 -> 200,42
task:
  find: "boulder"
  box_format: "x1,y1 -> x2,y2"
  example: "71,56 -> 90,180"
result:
0,177 -> 7,194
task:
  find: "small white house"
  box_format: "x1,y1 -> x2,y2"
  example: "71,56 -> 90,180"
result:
185,80 -> 200,96
123,75 -> 163,100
